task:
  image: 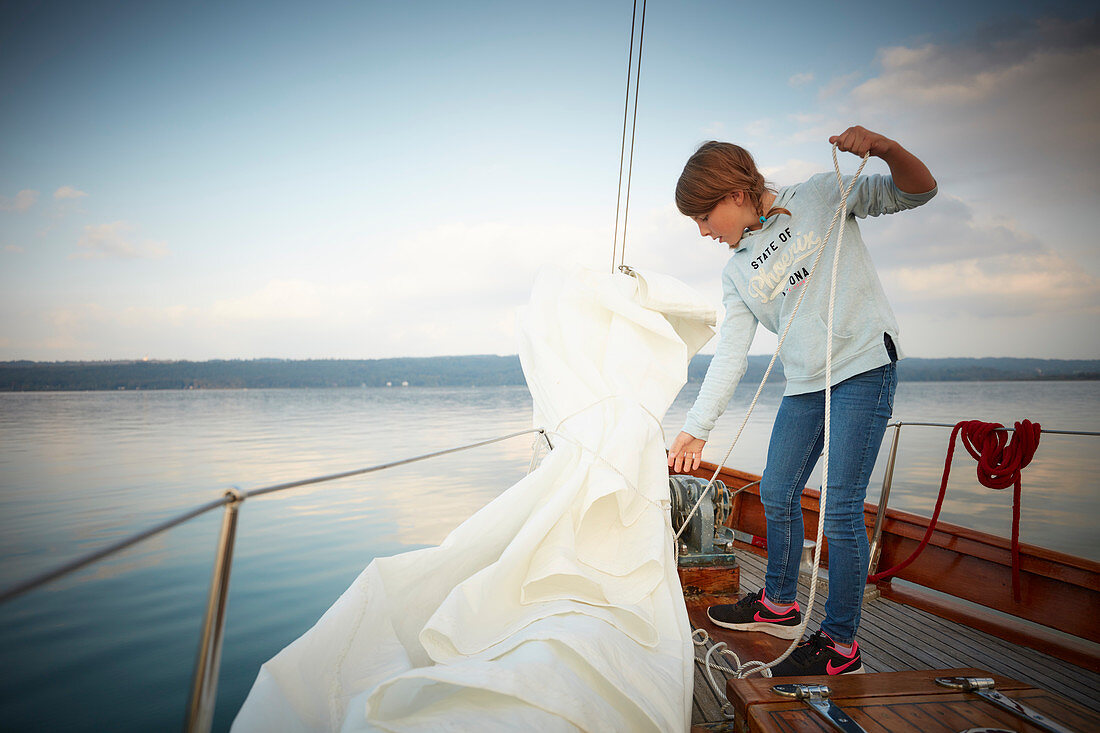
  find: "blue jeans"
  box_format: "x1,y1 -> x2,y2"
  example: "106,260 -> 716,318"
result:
759,359 -> 897,644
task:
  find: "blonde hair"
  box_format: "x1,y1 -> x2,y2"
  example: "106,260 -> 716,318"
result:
676,141 -> 790,248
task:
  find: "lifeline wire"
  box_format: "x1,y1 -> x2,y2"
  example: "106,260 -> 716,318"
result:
676,145 -> 870,681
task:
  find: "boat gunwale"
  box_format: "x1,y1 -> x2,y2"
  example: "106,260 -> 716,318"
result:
685,460 -> 1100,659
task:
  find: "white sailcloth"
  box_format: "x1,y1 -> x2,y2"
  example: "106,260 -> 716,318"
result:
232,266 -> 717,732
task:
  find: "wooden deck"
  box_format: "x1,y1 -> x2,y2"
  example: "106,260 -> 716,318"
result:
690,549 -> 1100,726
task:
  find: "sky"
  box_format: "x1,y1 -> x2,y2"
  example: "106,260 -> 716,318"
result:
1,0 -> 1098,361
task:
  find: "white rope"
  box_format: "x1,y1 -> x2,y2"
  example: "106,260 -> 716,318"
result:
679,145 -> 870,685
691,626 -> 765,719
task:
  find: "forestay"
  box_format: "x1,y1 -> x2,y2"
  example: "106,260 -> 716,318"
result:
232,266 -> 717,732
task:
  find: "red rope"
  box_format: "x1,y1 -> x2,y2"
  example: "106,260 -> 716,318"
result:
868,419 -> 1041,602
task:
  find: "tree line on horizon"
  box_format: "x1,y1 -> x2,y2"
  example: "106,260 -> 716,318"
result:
1,355 -> 1098,391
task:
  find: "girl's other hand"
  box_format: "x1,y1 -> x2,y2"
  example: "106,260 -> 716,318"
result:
829,125 -> 894,158
668,431 -> 706,473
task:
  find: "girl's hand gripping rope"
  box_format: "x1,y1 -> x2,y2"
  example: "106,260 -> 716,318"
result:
828,125 -> 895,158
830,124 -> 937,194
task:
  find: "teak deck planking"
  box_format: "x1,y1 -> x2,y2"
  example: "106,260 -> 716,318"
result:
689,549 -> 1100,727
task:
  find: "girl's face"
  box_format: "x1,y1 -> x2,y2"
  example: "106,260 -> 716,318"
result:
693,192 -> 756,247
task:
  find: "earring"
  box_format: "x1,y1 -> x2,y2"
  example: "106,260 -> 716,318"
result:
759,216 -> 767,224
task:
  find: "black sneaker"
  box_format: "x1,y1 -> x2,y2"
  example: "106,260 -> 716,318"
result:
771,630 -> 865,677
706,589 -> 803,639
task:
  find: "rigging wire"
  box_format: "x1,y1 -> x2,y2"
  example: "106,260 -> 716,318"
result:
611,0 -> 647,273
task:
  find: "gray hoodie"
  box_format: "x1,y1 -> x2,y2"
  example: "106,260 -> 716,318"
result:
683,172 -> 936,440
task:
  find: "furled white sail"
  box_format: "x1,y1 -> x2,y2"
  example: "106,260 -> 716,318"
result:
232,266 -> 717,732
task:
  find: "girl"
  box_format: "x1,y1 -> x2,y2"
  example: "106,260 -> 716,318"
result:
667,126 -> 936,676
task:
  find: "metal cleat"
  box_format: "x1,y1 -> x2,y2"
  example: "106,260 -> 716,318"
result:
935,676 -> 1079,733
772,683 -> 868,733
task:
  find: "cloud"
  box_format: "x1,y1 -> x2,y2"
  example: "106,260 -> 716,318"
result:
817,72 -> 861,100
701,121 -> 727,138
741,118 -> 773,139
209,280 -> 350,321
868,194 -> 1040,268
54,185 -> 88,200
762,15 -> 1100,357
371,216 -> 603,304
859,193 -> 1099,321
785,114 -> 846,147
853,180 -> 1099,324
0,189 -> 39,212
761,159 -> 822,187
4,245 -> 24,253
3,303 -> 112,354
71,221 -> 169,260
5,212 -> 607,359
884,252 -> 1100,318
846,16 -> 1100,197
788,72 -> 814,87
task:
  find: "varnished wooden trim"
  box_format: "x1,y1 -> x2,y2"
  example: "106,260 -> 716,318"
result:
878,581 -> 1100,674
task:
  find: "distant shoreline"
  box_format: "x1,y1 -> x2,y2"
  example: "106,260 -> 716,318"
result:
2,355 -> 1098,391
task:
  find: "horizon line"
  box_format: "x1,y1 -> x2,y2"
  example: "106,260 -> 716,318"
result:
3,354 -> 1100,365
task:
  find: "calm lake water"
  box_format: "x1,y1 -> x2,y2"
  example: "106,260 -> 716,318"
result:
1,381 -> 1097,731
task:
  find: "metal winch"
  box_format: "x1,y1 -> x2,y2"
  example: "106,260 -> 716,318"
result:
669,474 -> 736,560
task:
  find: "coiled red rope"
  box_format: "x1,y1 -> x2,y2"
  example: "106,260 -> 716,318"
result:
868,419 -> 1041,601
